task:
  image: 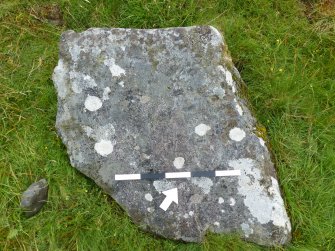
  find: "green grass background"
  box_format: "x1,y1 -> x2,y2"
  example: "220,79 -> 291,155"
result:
1,0 -> 334,250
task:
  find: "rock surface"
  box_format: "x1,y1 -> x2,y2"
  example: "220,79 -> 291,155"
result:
21,179 -> 48,217
53,26 -> 291,246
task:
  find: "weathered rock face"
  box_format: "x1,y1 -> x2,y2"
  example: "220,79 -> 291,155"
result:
53,26 -> 291,246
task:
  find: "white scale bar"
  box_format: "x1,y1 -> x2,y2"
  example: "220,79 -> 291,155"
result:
215,170 -> 241,177
115,170 -> 240,181
115,174 -> 141,180
165,172 -> 191,179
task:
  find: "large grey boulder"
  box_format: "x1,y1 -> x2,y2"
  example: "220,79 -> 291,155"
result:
53,26 -> 291,246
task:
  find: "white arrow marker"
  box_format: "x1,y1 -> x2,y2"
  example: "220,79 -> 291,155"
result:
159,188 -> 178,211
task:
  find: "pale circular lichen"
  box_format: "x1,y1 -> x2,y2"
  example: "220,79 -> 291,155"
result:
173,157 -> 185,169
84,95 -> 102,111
229,127 -> 246,142
195,124 -> 211,136
94,140 -> 114,156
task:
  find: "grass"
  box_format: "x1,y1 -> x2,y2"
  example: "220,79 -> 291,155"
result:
0,0 -> 334,250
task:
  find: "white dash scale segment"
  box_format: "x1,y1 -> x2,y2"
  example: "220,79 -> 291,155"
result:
215,170 -> 241,177
115,174 -> 141,181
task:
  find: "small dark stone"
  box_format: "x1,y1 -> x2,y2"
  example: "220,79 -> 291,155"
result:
20,179 -> 48,217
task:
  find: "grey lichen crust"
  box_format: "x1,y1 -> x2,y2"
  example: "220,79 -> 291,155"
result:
53,26 -> 291,246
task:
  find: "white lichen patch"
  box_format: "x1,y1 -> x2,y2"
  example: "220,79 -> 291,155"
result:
189,211 -> 194,216
118,81 -> 125,87
218,66 -> 236,93
82,125 -> 93,137
147,207 -> 154,213
69,43 -> 81,62
225,70 -> 234,87
104,58 -> 125,77
218,197 -> 224,204
269,177 -> 292,231
241,223 -> 254,237
53,59 -> 69,99
91,46 -> 101,57
231,84 -> 236,93
142,153 -> 150,160
229,158 -> 291,230
259,137 -> 265,147
229,198 -> 236,206
94,139 -> 114,157
195,124 -> 211,136
83,74 -> 96,84
173,157 -> 185,169
145,193 -> 153,202
209,26 -> 224,47
84,95 -> 102,111
212,87 -> 225,99
191,177 -> 213,194
217,65 -> 225,73
267,183 -> 276,196
69,72 -> 97,94
236,103 -> 243,116
95,123 -> 116,141
214,222 -> 220,227
229,127 -> 246,142
153,180 -> 177,193
107,32 -> 125,43
102,87 -> 111,101
183,213 -> 189,219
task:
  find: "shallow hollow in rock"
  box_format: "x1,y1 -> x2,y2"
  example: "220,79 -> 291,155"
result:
53,26 -> 291,246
